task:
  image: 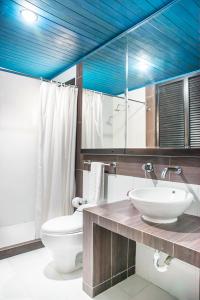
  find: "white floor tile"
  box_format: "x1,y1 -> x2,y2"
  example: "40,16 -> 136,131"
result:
7,249 -> 78,300
8,248 -> 50,273
118,275 -> 150,298
0,278 -> 31,300
0,249 -> 179,300
0,259 -> 14,285
0,259 -> 31,300
96,285 -> 132,300
133,284 -> 177,300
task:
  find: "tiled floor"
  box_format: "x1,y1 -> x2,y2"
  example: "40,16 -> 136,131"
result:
0,248 -> 177,300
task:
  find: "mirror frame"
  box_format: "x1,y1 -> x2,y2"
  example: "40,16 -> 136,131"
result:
81,148 -> 200,157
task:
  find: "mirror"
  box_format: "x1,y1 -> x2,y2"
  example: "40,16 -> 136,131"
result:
82,37 -> 127,149
127,87 -> 147,148
81,0 -> 200,150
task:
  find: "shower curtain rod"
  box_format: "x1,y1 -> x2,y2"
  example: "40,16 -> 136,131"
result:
83,88 -> 145,105
0,67 -> 77,87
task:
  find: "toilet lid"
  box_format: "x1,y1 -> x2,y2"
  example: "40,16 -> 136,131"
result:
41,213 -> 83,235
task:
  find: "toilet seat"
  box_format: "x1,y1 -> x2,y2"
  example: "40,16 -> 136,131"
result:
41,213 -> 82,235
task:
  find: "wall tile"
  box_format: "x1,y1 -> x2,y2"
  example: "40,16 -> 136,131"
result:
83,210 -> 99,286
93,280 -> 112,297
112,271 -> 127,286
106,174 -> 134,202
118,224 -> 142,243
83,170 -> 90,200
75,63 -> 83,197
132,177 -> 157,189
75,170 -> 83,197
142,233 -> 174,256
93,225 -> 112,286
76,63 -> 83,79
128,266 -> 135,277
82,154 -> 200,187
82,282 -> 93,298
155,180 -> 200,217
116,156 -> 170,181
76,81 -> 82,123
112,232 -> 128,276
146,85 -> 156,147
128,240 -> 136,268
99,216 -> 118,233
174,244 -> 200,268
0,239 -> 43,260
75,123 -> 83,170
185,199 -> 200,217
83,207 -> 137,297
169,157 -> 200,185
83,171 -> 200,218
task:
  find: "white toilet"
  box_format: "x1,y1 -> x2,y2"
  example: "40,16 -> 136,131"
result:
41,161 -> 104,273
41,204 -> 89,273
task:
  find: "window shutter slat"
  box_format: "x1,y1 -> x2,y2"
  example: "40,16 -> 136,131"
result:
189,75 -> 200,148
158,80 -> 185,148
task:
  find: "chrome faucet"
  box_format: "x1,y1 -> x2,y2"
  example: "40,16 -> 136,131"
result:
161,166 -> 182,179
142,162 -> 154,173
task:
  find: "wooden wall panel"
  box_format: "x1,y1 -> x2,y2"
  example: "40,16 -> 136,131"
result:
83,210 -> 136,297
82,154 -> 200,185
146,86 -> 156,147
75,64 -> 83,197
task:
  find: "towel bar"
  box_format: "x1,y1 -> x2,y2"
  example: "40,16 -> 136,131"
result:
83,160 -> 117,169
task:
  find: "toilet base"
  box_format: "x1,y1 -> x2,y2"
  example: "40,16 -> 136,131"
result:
53,251 -> 83,274
41,231 -> 83,274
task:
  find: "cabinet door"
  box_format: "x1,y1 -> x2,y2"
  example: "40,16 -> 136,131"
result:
189,75 -> 200,148
158,80 -> 185,148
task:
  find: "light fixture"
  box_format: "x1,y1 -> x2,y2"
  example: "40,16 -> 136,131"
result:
137,58 -> 150,72
21,9 -> 38,24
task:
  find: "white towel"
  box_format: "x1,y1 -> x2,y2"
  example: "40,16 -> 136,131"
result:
88,162 -> 105,204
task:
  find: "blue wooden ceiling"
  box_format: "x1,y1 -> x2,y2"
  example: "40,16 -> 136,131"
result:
0,0 -> 174,79
83,0 -> 200,94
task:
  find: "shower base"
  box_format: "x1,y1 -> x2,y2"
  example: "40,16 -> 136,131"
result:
0,221 -> 35,248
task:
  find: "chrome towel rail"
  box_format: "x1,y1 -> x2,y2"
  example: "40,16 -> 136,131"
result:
83,160 -> 117,169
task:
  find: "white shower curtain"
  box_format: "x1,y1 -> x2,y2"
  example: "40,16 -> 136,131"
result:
82,89 -> 103,148
35,82 -> 78,236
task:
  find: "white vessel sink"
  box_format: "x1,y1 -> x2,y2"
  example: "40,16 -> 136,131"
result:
128,187 -> 193,224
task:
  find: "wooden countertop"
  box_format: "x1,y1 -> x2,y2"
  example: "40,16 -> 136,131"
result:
84,200 -> 200,268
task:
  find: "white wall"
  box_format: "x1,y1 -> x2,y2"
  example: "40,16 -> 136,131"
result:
0,71 -> 40,227
136,243 -> 199,300
53,66 -> 76,83
83,171 -> 200,299
83,171 -> 200,215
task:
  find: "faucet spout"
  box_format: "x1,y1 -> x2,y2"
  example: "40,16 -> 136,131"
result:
161,167 -> 168,179
161,166 -> 182,179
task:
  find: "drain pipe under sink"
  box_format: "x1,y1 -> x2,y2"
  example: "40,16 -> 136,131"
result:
153,250 -> 174,272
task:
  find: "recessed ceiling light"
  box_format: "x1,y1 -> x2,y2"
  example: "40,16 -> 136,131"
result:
21,9 -> 38,24
137,58 -> 150,72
